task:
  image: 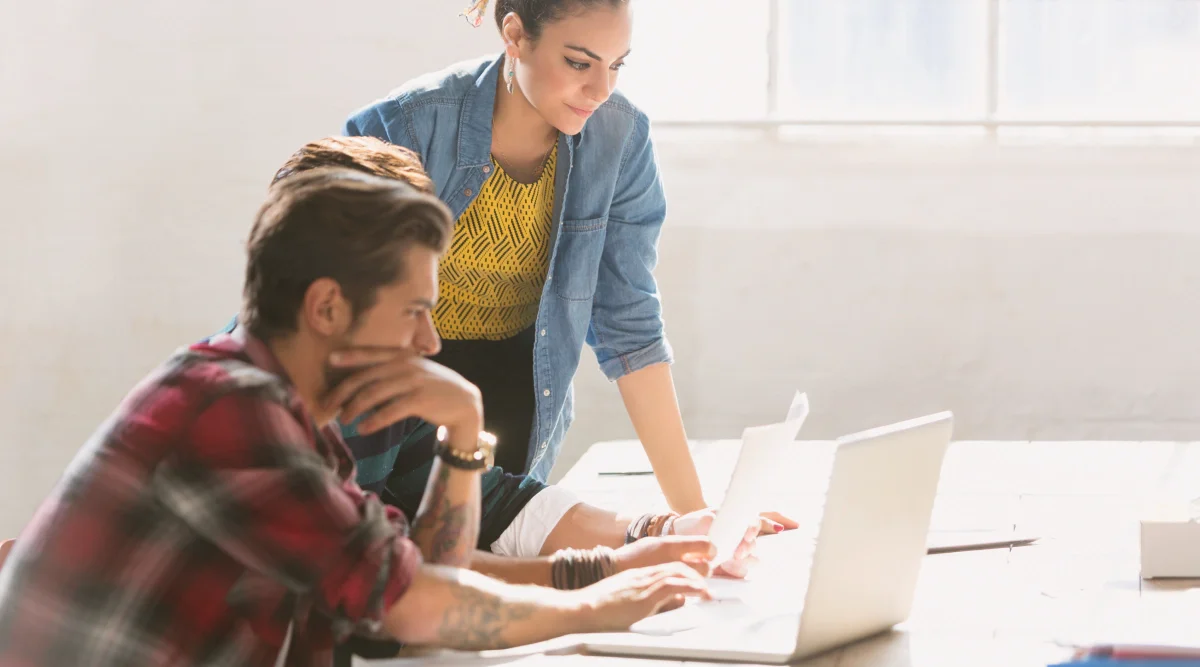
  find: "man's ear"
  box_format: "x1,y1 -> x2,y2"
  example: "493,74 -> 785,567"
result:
300,278 -> 352,338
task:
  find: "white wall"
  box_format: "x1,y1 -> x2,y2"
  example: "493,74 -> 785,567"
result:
0,0 -> 496,536
562,140 -> 1200,481
2,1 -> 1199,536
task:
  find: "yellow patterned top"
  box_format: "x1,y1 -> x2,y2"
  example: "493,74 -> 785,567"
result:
434,143 -> 558,340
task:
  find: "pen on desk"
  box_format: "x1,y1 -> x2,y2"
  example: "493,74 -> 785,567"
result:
597,471 -> 655,476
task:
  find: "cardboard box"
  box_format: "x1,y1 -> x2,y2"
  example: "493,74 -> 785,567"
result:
1140,498 -> 1200,579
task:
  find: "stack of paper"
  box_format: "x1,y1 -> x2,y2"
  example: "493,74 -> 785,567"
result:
1051,593 -> 1200,666
1052,650 -> 1200,666
1053,635 -> 1200,666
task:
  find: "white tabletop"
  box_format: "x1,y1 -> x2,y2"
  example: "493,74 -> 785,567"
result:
370,440 -> 1200,666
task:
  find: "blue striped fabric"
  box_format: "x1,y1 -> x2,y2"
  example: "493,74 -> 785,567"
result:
206,318 -> 546,547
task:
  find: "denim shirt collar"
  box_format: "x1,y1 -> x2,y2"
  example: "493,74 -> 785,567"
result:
458,53 -> 585,170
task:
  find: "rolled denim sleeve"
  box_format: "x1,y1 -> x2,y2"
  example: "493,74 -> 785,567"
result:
587,112 -> 674,381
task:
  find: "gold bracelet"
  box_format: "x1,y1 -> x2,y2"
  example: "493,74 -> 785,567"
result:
435,426 -> 497,470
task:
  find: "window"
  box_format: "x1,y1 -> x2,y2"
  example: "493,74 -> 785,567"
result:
1000,0 -> 1200,120
619,0 -> 1200,126
779,1 -> 988,120
617,0 -> 771,121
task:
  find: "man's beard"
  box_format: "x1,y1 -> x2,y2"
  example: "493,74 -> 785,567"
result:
319,341 -> 394,414
319,333 -> 359,410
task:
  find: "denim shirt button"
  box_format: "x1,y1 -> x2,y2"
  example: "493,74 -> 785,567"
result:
463,188 -> 473,197
543,389 -> 551,397
540,329 -> 546,336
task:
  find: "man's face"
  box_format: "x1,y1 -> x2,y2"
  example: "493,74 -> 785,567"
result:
322,245 -> 442,394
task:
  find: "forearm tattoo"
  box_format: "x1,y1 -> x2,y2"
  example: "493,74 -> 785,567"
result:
436,580 -> 537,650
414,464 -> 479,564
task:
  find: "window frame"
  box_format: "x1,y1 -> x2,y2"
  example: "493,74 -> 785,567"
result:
645,0 -> 1200,133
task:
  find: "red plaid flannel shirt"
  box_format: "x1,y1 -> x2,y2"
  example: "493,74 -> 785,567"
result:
0,330 -> 420,666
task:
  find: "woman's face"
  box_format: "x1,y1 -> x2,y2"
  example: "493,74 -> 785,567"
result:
505,3 -> 634,136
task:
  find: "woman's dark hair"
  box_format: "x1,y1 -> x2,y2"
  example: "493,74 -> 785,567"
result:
494,0 -> 627,40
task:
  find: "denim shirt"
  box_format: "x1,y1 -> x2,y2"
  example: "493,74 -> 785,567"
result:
343,54 -> 673,481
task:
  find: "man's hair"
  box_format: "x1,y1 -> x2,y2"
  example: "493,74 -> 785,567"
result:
242,167 -> 452,340
271,136 -> 434,194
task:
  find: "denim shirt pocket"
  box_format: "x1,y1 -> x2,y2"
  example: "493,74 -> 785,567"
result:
551,216 -> 607,302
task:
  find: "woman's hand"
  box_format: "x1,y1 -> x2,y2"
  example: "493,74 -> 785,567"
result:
612,535 -> 716,577
757,511 -> 799,535
669,510 -> 760,579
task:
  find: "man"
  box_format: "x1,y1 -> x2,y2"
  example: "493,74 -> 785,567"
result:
0,168 -> 710,666
220,137 -> 765,586
257,138 -> 762,666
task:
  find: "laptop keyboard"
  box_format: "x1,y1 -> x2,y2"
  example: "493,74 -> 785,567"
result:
629,568 -> 811,638
629,598 -> 756,636
629,532 -> 815,637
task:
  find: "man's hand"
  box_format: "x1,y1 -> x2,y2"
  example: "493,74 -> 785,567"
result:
325,349 -> 484,566
574,562 -> 711,633
670,510 -> 760,579
612,535 -> 716,577
324,348 -> 482,439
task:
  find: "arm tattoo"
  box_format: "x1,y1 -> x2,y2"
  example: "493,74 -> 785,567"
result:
430,494 -> 474,562
436,581 -> 537,650
413,464 -> 479,565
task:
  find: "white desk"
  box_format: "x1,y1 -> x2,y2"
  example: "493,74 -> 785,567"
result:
374,440 -> 1200,666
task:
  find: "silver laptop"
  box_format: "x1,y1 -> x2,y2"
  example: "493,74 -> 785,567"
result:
582,411 -> 954,664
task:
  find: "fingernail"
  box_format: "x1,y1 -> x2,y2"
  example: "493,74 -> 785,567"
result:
773,523 -> 783,533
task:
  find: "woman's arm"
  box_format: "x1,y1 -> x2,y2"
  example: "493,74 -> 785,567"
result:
586,112 -> 706,513
591,113 -> 798,529
470,537 -> 718,586
468,550 -> 552,584
617,363 -> 706,513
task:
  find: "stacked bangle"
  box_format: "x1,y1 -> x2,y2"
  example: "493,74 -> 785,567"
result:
550,546 -> 618,589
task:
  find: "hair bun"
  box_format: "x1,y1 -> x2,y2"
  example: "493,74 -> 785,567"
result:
460,0 -> 491,27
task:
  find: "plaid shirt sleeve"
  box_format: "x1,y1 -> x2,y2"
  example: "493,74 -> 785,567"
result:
150,386 -> 422,638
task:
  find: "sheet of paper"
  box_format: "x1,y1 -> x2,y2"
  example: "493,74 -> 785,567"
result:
707,391 -> 809,565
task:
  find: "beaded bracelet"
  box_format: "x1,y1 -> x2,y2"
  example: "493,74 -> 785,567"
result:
623,512 -> 680,544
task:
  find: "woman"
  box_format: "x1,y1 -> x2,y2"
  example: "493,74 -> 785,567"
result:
344,0 -> 792,528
